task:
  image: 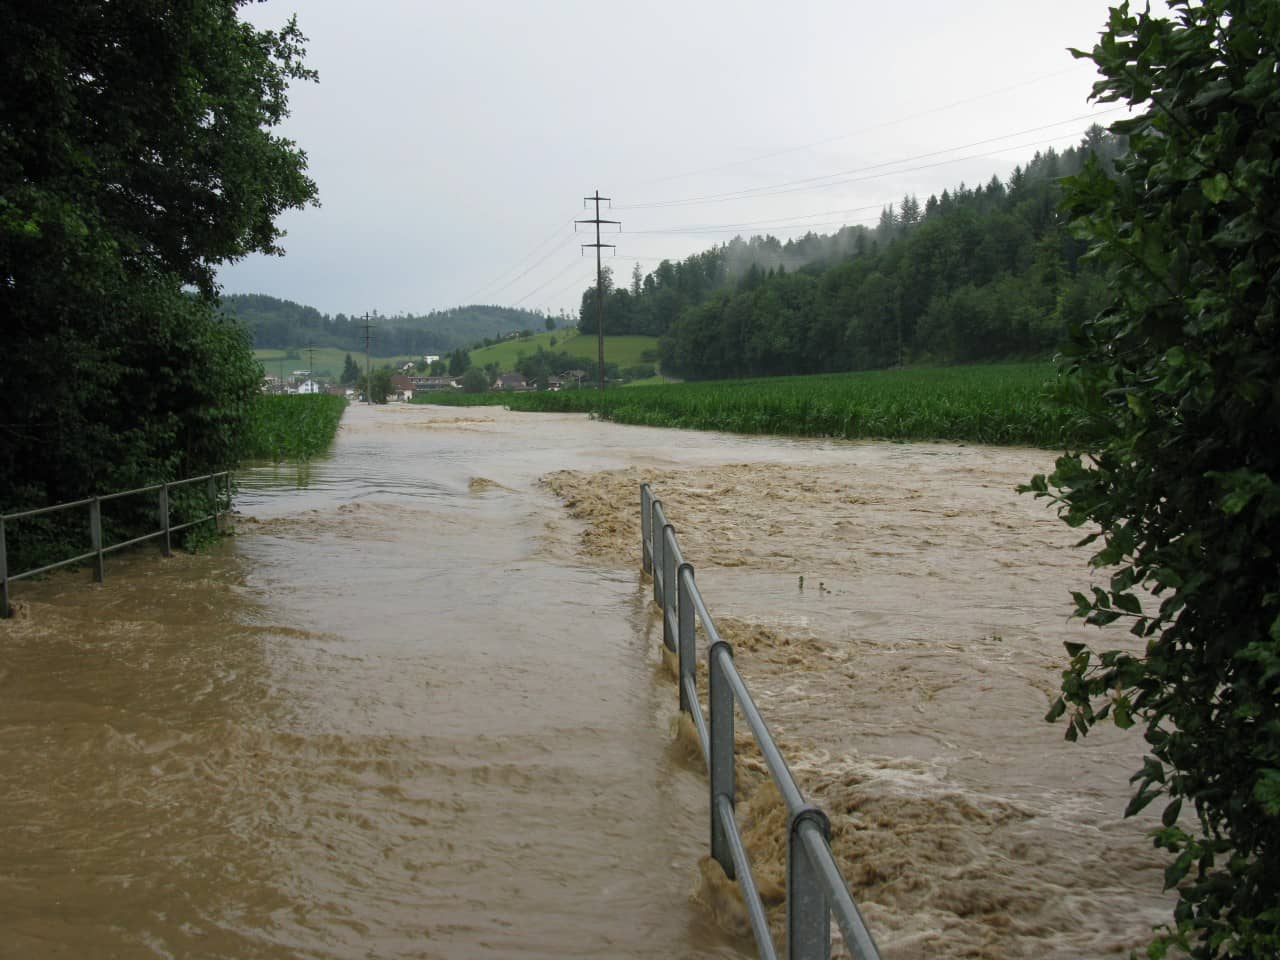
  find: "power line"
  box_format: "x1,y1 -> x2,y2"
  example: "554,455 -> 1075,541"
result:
626,66 -> 1085,189
484,231 -> 581,300
617,127 -> 1106,222
622,201 -> 889,236
456,219 -> 575,304
617,107 -> 1125,210
532,264 -> 599,312
509,255 -> 588,306
631,215 -> 882,240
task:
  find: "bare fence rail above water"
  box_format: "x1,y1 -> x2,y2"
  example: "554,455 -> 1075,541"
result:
0,472 -> 232,618
642,483 -> 881,960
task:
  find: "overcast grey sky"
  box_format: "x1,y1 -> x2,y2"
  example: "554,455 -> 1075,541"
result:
217,0 -> 1143,319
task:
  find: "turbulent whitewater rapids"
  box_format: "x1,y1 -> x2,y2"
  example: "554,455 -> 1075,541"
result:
0,402 -> 1170,958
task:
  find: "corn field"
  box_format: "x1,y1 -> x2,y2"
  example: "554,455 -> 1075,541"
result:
243,394 -> 348,462
419,364 -> 1075,448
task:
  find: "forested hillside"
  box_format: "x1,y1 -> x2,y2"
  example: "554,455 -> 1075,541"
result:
578,127 -> 1124,379
221,295 -> 550,355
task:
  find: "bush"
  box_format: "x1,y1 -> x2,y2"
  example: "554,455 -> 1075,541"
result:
461,367 -> 490,393
1026,4 -> 1280,955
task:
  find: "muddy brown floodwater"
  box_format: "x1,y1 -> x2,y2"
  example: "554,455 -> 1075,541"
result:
0,403 -> 1172,959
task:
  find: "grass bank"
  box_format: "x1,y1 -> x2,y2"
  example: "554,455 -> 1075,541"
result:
243,394 -> 347,462
466,332 -> 658,371
414,364 -> 1073,448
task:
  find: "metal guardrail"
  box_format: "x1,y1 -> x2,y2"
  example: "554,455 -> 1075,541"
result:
642,482 -> 881,960
0,472 -> 232,618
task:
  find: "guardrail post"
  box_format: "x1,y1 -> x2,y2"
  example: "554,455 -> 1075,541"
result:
0,517 -> 9,619
662,524 -> 677,653
158,483 -> 172,557
207,476 -> 218,529
651,500 -> 664,606
641,483 -> 652,575
677,562 -> 696,713
709,639 -> 736,879
89,498 -> 105,583
789,807 -> 833,960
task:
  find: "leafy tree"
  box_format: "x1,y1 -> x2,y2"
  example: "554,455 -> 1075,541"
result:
460,367 -> 490,393
358,367 -> 393,404
1025,3 -> 1280,956
0,1 -> 317,545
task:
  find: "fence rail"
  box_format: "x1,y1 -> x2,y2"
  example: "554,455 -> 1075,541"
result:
642,482 -> 881,960
1,472 -> 232,618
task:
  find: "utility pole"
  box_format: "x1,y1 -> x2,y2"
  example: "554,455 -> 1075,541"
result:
576,190 -> 618,392
306,341 -> 315,391
361,312 -> 374,404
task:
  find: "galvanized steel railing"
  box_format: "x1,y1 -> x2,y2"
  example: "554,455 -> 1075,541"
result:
642,482 -> 881,960
0,472 -> 232,618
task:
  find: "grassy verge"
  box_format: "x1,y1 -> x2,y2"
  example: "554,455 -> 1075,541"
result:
414,363 -> 1073,448
243,394 -> 348,461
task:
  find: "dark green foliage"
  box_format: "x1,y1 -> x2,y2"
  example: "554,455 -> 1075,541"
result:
514,349 -> 618,389
580,138 -> 1118,378
657,148 -> 1110,378
243,395 -> 346,462
340,353 -> 361,385
1025,3 -> 1280,955
0,1 -> 316,555
421,364 -> 1072,447
447,348 -> 472,377
460,368 -> 490,393
357,368 -> 393,405
222,294 -> 549,354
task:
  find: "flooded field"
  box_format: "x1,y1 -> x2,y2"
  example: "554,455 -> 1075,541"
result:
0,402 -> 1171,958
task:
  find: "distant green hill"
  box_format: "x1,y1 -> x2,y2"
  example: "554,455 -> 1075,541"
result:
221,293 -> 554,355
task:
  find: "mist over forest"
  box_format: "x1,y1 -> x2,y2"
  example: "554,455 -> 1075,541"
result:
575,126 -> 1126,378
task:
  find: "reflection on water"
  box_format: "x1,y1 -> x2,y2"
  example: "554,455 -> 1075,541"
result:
1,403 -> 1172,959
239,459 -> 318,490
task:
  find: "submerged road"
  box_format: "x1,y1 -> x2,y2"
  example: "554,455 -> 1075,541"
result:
1,401 -> 1172,958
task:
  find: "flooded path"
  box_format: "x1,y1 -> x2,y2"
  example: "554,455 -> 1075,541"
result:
1,403 -> 1172,958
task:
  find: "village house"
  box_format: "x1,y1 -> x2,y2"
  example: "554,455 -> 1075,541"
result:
389,374 -> 415,402
495,372 -> 529,391
409,376 -> 460,391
